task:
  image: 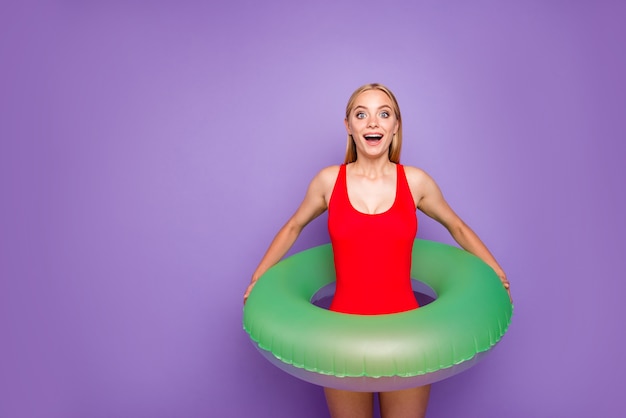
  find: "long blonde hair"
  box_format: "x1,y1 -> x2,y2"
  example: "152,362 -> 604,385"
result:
344,83 -> 403,164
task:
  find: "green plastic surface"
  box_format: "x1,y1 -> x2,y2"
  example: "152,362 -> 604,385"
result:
243,239 -> 513,379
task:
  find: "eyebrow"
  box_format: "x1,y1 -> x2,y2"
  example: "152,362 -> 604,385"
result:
353,105 -> 392,111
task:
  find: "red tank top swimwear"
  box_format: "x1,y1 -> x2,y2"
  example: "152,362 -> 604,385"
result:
328,164 -> 419,315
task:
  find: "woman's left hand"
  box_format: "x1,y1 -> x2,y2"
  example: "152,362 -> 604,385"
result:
496,272 -> 512,304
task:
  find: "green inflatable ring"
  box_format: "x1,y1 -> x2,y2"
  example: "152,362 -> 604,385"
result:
243,239 -> 513,391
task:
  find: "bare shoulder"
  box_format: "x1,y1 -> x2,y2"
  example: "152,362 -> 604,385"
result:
402,165 -> 433,186
312,165 -> 341,189
317,165 -> 341,179
301,165 -> 340,204
402,165 -> 440,206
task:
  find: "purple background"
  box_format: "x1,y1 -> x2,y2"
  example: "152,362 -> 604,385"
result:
2,1 -> 625,417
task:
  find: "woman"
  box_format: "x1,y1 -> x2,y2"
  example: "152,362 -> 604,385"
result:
244,83 -> 510,418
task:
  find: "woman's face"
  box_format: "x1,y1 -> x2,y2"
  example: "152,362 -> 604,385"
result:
345,89 -> 399,160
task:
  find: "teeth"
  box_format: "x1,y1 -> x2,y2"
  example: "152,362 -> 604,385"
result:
365,134 -> 382,139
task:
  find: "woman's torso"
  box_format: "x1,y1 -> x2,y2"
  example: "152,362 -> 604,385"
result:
327,163 -> 419,315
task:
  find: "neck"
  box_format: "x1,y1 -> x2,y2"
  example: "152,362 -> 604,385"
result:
351,157 -> 395,178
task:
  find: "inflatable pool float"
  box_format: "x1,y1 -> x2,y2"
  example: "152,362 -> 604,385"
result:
243,239 -> 512,391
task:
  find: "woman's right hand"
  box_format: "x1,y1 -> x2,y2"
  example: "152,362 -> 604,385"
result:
243,279 -> 257,305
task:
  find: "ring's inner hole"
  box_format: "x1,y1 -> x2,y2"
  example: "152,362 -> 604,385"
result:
310,279 -> 437,310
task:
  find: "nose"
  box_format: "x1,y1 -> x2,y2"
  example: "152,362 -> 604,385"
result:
367,116 -> 379,128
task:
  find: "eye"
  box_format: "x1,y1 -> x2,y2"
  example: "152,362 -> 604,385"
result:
380,111 -> 390,118
356,112 -> 367,119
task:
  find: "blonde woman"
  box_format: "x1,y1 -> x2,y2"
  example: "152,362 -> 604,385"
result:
244,83 -> 510,418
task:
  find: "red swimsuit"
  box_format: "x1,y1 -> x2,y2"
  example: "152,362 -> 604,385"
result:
328,164 -> 419,315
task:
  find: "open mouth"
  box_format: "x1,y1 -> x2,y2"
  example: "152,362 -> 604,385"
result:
364,134 -> 383,143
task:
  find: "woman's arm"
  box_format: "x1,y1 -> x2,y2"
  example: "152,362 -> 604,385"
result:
243,166 -> 338,303
406,167 -> 511,298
